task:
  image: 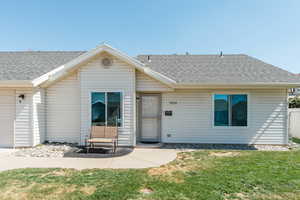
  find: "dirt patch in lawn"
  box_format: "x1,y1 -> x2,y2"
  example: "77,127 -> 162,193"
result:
0,182 -> 97,200
40,169 -> 74,178
148,151 -> 244,183
148,153 -> 194,176
80,186 -> 96,195
209,151 -> 240,157
225,192 -> 249,200
252,192 -> 300,200
147,152 -> 210,183
140,188 -> 153,195
225,192 -> 298,200
37,184 -> 96,196
148,165 -> 187,183
1,181 -> 34,200
51,170 -> 70,176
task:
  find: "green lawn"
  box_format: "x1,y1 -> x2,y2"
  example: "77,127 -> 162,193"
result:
1,150 -> 300,200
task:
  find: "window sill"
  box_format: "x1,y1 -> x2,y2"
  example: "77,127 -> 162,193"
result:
213,126 -> 249,129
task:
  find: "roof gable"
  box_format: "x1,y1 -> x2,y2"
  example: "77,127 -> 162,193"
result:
33,44 -> 176,87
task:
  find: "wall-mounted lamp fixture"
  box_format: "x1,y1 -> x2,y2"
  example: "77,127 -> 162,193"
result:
18,94 -> 25,103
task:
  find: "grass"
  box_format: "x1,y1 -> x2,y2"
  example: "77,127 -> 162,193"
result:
292,137 -> 300,144
1,150 -> 300,200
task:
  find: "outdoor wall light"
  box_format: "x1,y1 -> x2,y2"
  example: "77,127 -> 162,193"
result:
18,94 -> 25,103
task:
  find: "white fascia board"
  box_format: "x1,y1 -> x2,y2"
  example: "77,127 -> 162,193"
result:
32,65 -> 65,87
32,45 -> 104,86
102,44 -> 146,69
142,67 -> 177,86
175,82 -> 300,89
32,43 -> 176,87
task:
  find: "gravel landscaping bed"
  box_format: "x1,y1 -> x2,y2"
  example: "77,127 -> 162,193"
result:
12,143 -> 133,158
12,140 -> 300,158
162,143 -> 295,151
13,143 -> 80,158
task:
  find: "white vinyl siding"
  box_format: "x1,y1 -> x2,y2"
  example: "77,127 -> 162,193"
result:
15,90 -> 33,147
46,73 -> 81,143
161,89 -> 287,144
136,70 -> 173,92
32,88 -> 46,146
80,53 -> 135,146
0,90 -> 15,147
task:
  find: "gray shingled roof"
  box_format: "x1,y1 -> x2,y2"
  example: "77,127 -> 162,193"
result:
0,51 -> 85,80
137,54 -> 300,84
0,51 -> 299,84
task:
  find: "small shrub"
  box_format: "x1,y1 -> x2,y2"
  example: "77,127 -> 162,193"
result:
292,137 -> 300,144
289,97 -> 300,108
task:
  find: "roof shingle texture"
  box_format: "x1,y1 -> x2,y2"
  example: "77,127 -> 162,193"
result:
138,54 -> 300,84
0,51 -> 85,80
0,51 -> 299,84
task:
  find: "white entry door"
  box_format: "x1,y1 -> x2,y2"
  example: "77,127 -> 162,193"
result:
140,95 -> 161,142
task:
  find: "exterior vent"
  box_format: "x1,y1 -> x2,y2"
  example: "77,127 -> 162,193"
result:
101,58 -> 113,68
220,51 -> 223,57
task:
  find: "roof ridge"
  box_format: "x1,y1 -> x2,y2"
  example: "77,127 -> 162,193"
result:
137,54 -> 246,56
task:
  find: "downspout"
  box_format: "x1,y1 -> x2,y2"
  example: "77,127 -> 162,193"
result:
287,88 -> 290,145
32,90 -> 34,147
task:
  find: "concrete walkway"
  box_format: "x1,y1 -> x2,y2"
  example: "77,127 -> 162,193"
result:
0,148 -> 177,172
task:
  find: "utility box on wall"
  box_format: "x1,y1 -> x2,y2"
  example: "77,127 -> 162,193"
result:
164,110 -> 173,116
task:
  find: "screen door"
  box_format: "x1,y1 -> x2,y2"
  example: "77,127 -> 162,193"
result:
140,94 -> 161,142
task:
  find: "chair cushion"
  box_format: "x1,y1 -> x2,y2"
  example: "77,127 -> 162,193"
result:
87,138 -> 114,143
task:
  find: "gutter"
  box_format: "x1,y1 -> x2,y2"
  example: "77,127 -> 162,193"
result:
175,82 -> 300,89
0,80 -> 33,87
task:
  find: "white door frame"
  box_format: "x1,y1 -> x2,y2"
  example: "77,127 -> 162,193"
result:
138,93 -> 161,143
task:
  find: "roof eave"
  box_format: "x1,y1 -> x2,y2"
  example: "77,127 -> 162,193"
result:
175,82 -> 300,89
32,43 -> 175,87
0,80 -> 33,88
142,67 -> 177,86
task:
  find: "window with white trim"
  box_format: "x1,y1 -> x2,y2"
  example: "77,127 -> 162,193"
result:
91,92 -> 122,126
214,94 -> 248,126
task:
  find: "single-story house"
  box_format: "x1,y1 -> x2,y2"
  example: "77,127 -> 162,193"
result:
0,43 -> 299,148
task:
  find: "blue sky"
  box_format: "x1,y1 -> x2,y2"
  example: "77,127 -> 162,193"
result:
0,0 -> 299,73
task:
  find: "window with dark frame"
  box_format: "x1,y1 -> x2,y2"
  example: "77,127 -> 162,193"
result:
214,94 -> 247,127
91,92 -> 122,127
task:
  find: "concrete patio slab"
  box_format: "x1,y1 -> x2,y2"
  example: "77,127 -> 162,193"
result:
0,148 -> 177,172
0,148 -> 16,157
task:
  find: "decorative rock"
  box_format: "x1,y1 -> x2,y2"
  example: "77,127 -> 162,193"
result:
13,143 -> 79,158
12,142 -> 133,158
162,143 -> 291,151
